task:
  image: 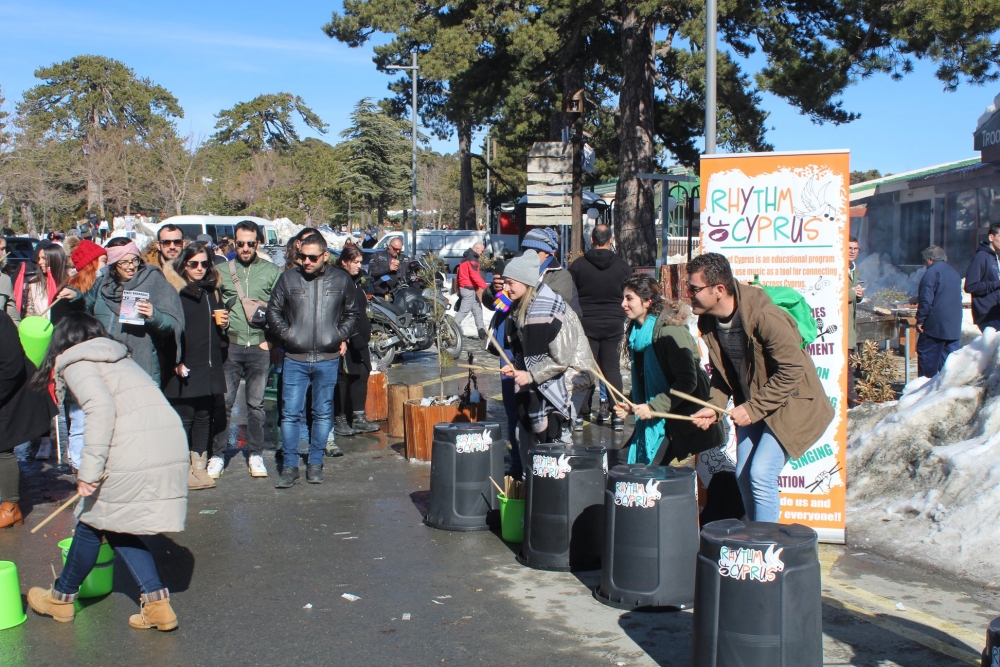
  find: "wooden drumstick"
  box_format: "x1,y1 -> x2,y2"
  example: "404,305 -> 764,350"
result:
669,388 -> 733,416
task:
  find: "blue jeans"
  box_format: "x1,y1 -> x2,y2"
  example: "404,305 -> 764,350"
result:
280,358 -> 338,467
55,521 -> 164,597
67,401 -> 85,470
735,422 -> 789,523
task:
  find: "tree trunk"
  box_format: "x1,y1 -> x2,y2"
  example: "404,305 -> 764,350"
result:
457,120 -> 476,230
614,4 -> 657,267
20,203 -> 39,239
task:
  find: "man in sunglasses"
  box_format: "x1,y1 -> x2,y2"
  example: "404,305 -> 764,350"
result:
211,220 -> 282,480
685,252 -> 833,524
142,224 -> 187,290
369,237 -> 413,296
267,233 -> 360,488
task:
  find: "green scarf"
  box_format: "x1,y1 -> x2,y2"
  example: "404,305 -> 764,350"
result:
626,315 -> 669,464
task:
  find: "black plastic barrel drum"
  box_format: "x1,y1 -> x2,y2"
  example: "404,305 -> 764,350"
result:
692,519 -> 822,667
424,422 -> 504,531
517,443 -> 606,572
594,464 -> 700,610
983,616 -> 1000,666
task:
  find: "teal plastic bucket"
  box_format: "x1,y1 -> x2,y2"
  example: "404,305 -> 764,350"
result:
499,495 -> 525,543
58,538 -> 114,598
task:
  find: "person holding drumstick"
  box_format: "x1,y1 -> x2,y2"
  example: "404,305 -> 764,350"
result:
494,251 -> 595,468
613,274 -> 724,465
685,253 -> 833,523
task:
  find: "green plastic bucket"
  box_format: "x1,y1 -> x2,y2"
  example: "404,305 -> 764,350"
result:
0,561 -> 26,630
499,495 -> 525,543
18,316 -> 54,368
58,538 -> 114,598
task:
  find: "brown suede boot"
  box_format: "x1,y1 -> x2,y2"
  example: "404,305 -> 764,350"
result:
0,501 -> 23,528
188,452 -> 215,490
27,587 -> 76,623
128,590 -> 178,631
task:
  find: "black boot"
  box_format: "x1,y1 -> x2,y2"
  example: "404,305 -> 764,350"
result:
351,411 -> 380,434
333,415 -> 355,437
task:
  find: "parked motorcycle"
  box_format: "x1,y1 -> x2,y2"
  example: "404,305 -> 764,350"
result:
367,269 -> 462,367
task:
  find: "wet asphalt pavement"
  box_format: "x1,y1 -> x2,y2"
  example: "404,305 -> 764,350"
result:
1,342 -> 997,666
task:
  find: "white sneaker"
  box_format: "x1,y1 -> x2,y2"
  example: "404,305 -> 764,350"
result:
35,438 -> 52,461
248,454 -> 268,478
206,456 -> 225,479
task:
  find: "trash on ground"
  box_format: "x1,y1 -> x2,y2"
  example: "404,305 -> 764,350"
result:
199,510 -> 217,514
895,602 -> 906,611
341,593 -> 361,602
436,595 -> 451,599
431,599 -> 444,605
334,531 -> 352,535
343,536 -> 358,540
303,603 -> 313,609
402,613 -> 411,620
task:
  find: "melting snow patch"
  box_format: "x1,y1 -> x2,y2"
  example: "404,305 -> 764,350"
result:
848,328 -> 1000,585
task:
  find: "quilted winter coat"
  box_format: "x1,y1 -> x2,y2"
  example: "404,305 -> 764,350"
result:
54,337 -> 188,535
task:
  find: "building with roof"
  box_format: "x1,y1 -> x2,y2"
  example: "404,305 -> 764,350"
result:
851,98 -> 1000,273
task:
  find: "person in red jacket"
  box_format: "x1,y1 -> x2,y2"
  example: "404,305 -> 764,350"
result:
455,242 -> 488,340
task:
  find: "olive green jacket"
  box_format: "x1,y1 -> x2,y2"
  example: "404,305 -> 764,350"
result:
218,256 -> 282,347
638,305 -> 725,461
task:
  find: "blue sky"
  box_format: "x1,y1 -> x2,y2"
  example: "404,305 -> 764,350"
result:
0,0 -> 991,176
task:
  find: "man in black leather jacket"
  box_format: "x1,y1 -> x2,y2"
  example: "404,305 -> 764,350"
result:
368,236 -> 414,296
267,233 -> 360,488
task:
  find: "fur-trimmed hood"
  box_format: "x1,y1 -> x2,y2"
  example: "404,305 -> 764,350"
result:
142,245 -> 187,291
657,299 -> 693,327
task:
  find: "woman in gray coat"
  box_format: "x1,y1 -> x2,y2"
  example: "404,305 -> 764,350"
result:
26,312 -> 189,631
57,238 -> 184,385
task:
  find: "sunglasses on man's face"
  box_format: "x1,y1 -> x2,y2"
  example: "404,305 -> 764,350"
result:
159,238 -> 184,247
186,260 -> 211,269
235,241 -> 258,249
298,252 -> 323,263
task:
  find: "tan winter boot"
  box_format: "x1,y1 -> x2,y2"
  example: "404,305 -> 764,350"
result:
27,586 -> 76,623
128,590 -> 178,631
188,452 -> 215,490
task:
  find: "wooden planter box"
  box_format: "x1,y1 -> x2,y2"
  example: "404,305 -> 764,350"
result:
388,383 -> 424,438
365,371 -> 388,421
402,398 -> 487,461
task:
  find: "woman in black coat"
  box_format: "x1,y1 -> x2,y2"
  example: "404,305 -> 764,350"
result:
0,311 -> 57,527
163,242 -> 228,490
333,244 -> 379,437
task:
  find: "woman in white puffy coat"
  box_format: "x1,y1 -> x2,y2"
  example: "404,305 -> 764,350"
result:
26,312 -> 188,631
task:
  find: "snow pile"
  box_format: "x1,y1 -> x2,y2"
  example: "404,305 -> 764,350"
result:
271,218 -> 302,245
856,252 -> 926,297
848,328 -> 1000,583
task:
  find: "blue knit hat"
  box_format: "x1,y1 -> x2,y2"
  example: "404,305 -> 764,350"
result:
521,227 -> 559,254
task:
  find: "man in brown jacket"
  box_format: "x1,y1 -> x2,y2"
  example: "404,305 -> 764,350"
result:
687,253 -> 834,522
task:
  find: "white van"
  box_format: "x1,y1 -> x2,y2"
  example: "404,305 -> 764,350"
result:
154,215 -> 280,247
371,230 -> 508,271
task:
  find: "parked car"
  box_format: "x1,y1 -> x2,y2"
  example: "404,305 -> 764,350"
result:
2,236 -> 39,280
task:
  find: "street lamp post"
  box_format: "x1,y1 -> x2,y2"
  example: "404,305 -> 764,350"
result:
387,51 -> 419,253
705,0 -> 717,154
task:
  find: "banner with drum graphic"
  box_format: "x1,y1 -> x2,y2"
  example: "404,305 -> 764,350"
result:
698,150 -> 849,544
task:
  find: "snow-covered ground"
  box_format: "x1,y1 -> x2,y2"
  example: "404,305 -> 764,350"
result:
847,329 -> 1000,585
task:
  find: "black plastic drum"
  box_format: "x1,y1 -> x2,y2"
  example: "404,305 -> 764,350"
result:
692,520 -> 822,667
983,616 -> 1000,666
594,464 -> 699,611
424,422 -> 504,531
516,443 -> 606,572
